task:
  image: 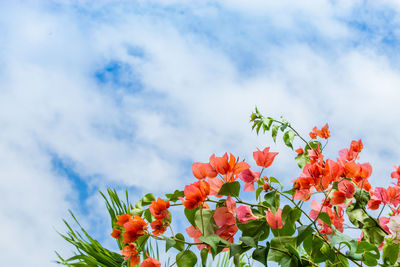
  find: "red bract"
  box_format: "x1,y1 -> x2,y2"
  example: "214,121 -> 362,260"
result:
216,224 -> 238,243
122,215 -> 148,243
238,168 -> 260,192
209,153 -> 250,182
265,209 -> 283,229
150,220 -> 168,236
141,257 -> 161,267
213,207 -> 236,227
110,229 -> 121,239
309,124 -> 330,139
116,214 -> 131,226
338,180 -> 355,198
330,191 -> 346,205
208,178 -> 224,196
391,165 -> 400,184
253,147 -> 278,168
180,180 -> 210,209
236,205 -> 258,224
192,162 -> 217,179
149,198 -> 170,220
121,243 -> 140,266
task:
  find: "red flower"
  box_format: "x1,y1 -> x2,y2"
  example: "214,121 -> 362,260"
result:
265,209 -> 283,229
209,153 -> 250,182
216,224 -> 238,243
192,162 -> 217,179
253,147 -> 278,168
236,205 -> 258,224
149,198 -> 170,220
110,228 -> 121,239
116,214 -> 131,226
350,139 -> 363,153
213,207 -> 236,227
121,243 -> 140,266
208,178 -> 224,196
141,257 -> 161,267
330,191 -> 346,205
309,124 -> 330,139
295,148 -> 304,154
391,165 -> 400,183
150,220 -> 168,236
122,215 -> 148,243
179,180 -> 210,209
238,169 -> 260,192
338,180 -> 355,198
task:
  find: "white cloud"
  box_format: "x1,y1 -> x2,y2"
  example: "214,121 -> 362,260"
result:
1,0 -> 400,265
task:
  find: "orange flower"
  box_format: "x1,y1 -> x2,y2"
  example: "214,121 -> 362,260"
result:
309,124 -> 330,139
150,220 -> 168,236
350,139 -> 363,153
122,215 -> 148,243
121,243 -> 140,266
110,228 -> 121,239
213,207 -> 236,227
141,257 -> 161,267
192,162 -> 217,179
265,209 -> 283,229
330,191 -> 346,205
149,198 -> 170,220
209,153 -> 250,182
295,147 -> 304,154
179,180 -> 210,209
208,178 -> 224,196
116,214 -> 131,226
253,147 -> 278,168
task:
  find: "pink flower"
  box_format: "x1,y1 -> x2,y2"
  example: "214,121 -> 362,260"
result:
265,209 -> 283,229
213,207 -> 236,227
226,196 -> 237,214
253,147 -> 278,168
239,169 -> 260,192
236,205 -> 258,224
208,178 -> 224,196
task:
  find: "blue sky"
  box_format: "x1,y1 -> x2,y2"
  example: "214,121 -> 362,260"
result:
2,0 -> 400,266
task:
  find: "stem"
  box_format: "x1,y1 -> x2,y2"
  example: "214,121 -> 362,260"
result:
377,204 -> 386,220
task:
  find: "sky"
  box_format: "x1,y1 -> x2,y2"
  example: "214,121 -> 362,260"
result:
1,0 -> 400,266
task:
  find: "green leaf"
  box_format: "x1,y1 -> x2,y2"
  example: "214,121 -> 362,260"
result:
176,250 -> 198,267
141,193 -> 156,206
362,218 -> 385,245
143,208 -> 153,223
256,121 -> 262,135
256,187 -> 264,200
283,130 -> 295,149
382,241 -> 400,265
296,225 -> 314,246
200,248 -> 208,267
304,141 -> 321,153
165,190 -> 184,202
272,125 -> 279,142
195,209 -> 216,237
263,117 -> 273,131
173,233 -> 185,252
264,190 -> 279,209
240,236 -> 257,248
269,176 -> 283,190
165,236 -> 177,252
252,243 -> 269,266
218,181 -> 241,197
318,212 -> 331,226
295,153 -> 309,169
184,208 -> 198,227
238,220 -> 269,241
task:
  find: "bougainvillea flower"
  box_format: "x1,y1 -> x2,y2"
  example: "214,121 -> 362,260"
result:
179,180 -> 210,209
387,215 -> 400,234
216,224 -> 238,243
367,198 -> 381,210
330,191 -> 346,205
110,228 -> 121,239
387,186 -> 400,206
236,205 -> 259,224
295,147 -> 304,154
309,124 -> 330,139
379,217 -> 390,233
265,209 -> 283,229
122,215 -> 148,243
121,243 -> 140,266
192,162 -> 217,179
238,169 -> 260,191
338,180 -> 355,198
391,165 -> 400,183
208,178 -> 224,196
344,161 -> 361,178
226,195 -> 237,214
213,207 -> 236,227
209,153 -> 250,182
116,214 -> 131,226
350,139 -> 363,153
186,225 -> 208,250
150,219 -> 168,236
149,198 -> 170,220
359,163 -> 372,179
141,257 -> 161,267
253,147 -> 278,168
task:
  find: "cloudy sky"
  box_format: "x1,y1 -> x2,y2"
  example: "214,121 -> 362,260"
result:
1,0 -> 400,266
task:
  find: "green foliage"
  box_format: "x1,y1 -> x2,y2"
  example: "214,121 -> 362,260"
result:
218,181 -> 241,197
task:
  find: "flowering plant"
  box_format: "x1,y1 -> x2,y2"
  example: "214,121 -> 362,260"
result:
57,108 -> 400,266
